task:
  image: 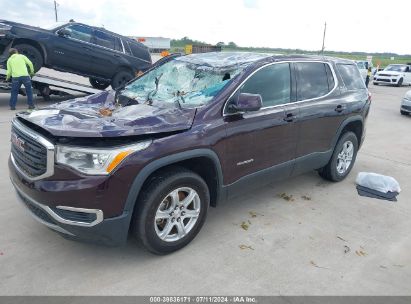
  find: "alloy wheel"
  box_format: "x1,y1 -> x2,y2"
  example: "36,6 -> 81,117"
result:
154,187 -> 201,242
336,140 -> 354,175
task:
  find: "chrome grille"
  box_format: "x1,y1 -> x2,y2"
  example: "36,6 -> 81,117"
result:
10,119 -> 55,181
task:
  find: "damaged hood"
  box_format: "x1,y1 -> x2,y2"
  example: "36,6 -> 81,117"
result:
17,91 -> 197,137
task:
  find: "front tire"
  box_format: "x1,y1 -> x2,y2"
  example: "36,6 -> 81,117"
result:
397,78 -> 403,87
132,167 -> 210,254
319,131 -> 358,182
373,82 -> 378,85
89,78 -> 110,90
401,110 -> 408,115
14,44 -> 43,72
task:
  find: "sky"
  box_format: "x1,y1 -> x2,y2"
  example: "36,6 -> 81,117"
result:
1,0 -> 410,55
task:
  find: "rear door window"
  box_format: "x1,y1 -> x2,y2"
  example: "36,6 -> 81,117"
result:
94,30 -> 116,50
239,63 -> 291,107
295,62 -> 331,100
337,64 -> 366,90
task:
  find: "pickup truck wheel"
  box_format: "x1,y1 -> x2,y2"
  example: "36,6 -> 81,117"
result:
89,78 -> 110,90
14,44 -> 43,72
111,70 -> 133,89
396,78 -> 403,87
318,131 -> 358,182
132,167 -> 210,254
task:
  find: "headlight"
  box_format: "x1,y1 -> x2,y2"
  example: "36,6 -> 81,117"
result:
56,140 -> 152,175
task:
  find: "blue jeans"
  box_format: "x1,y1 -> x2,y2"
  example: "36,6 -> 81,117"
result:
10,76 -> 34,108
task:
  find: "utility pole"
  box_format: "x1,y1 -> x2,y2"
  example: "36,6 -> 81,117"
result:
321,22 -> 326,54
54,0 -> 58,22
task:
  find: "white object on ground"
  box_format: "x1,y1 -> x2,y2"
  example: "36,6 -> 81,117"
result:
356,172 -> 401,194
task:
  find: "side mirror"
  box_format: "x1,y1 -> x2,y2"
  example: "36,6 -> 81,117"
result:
57,29 -> 70,37
228,93 -> 262,113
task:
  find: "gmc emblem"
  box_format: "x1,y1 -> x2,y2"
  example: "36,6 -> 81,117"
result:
11,132 -> 25,152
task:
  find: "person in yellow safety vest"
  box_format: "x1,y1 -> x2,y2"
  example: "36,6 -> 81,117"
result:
6,48 -> 35,110
365,67 -> 372,88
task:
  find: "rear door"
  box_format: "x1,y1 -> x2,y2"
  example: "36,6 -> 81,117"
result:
222,62 -> 299,191
292,61 -> 365,175
89,30 -> 123,78
49,24 -> 92,74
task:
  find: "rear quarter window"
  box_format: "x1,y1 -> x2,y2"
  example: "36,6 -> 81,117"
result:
295,62 -> 334,100
128,42 -> 144,57
337,64 -> 366,90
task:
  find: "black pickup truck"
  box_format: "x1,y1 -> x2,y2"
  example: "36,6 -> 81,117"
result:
0,20 -> 152,89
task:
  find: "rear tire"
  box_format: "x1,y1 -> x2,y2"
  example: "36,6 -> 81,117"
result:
89,77 -> 110,90
14,44 -> 43,72
318,131 -> 358,182
111,70 -> 134,89
132,167 -> 210,255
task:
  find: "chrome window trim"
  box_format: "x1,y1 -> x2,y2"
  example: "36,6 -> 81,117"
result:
11,118 -> 55,181
55,25 -> 125,55
120,38 -> 125,54
222,60 -> 339,116
11,178 -> 104,228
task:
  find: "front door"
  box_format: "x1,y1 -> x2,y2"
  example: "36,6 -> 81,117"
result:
222,62 -> 299,194
50,24 -> 92,74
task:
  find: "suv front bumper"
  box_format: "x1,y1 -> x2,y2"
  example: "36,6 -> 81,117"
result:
373,76 -> 400,85
10,171 -> 131,246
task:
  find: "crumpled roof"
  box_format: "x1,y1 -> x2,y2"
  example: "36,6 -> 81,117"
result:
175,52 -> 271,69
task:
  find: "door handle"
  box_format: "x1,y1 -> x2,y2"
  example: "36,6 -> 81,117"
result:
335,105 -> 346,113
283,113 -> 296,122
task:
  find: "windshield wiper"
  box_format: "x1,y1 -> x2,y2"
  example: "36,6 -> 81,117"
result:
146,73 -> 163,105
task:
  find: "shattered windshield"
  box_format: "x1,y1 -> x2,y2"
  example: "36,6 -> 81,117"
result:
121,55 -> 258,108
385,65 -> 406,72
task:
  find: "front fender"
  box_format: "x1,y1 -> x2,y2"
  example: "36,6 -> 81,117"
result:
121,148 -> 224,229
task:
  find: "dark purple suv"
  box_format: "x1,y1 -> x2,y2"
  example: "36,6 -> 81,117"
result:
9,52 -> 370,254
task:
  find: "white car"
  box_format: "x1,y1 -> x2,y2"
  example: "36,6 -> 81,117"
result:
401,90 -> 411,115
374,64 -> 411,87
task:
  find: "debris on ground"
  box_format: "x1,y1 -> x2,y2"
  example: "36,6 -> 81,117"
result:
380,265 -> 387,269
355,250 -> 367,257
301,195 -> 311,201
393,264 -> 405,268
249,211 -> 257,218
337,236 -> 347,242
240,222 -> 249,231
278,192 -> 294,202
356,172 -> 401,201
239,244 -> 254,250
248,220 -> 252,225
344,245 -> 351,254
310,260 -> 328,269
0,252 -> 3,256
